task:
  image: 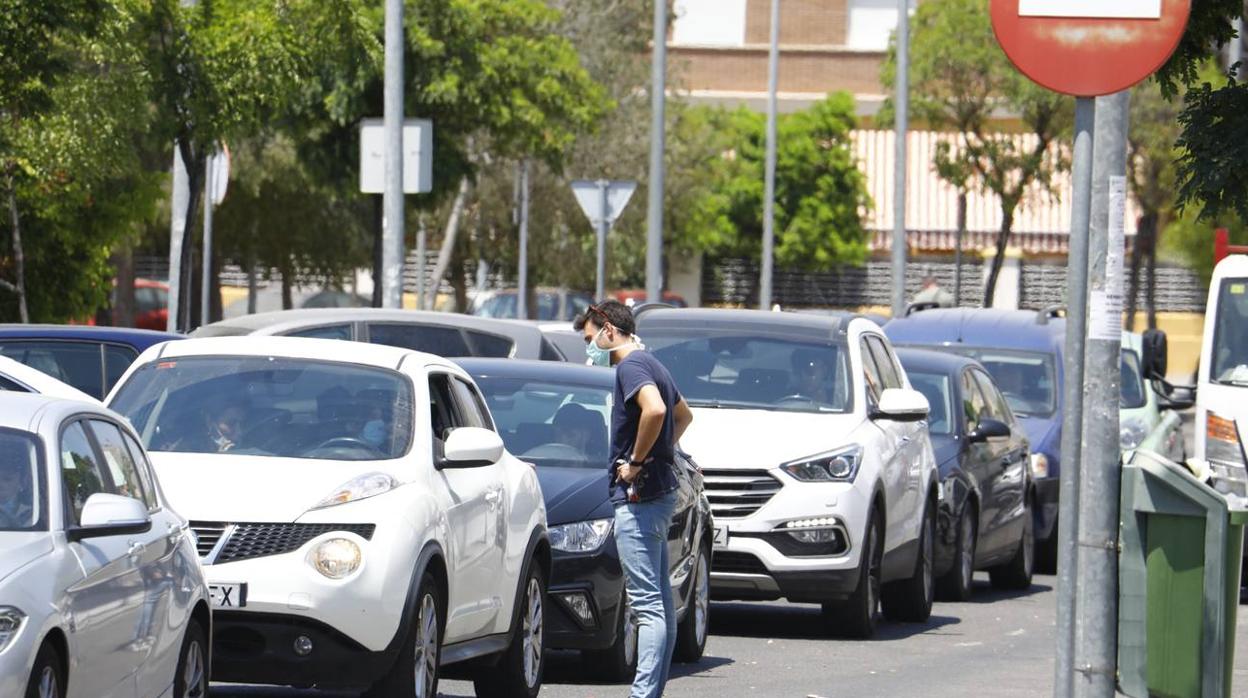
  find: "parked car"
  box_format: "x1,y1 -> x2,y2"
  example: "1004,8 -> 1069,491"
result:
533,322 -> 585,363
106,336 -> 551,697
636,308 -> 938,638
1120,330 -> 1187,463
471,288 -> 594,322
0,355 -> 98,402
131,278 -> 171,331
885,307 -> 1189,572
896,348 -> 1035,601
193,308 -> 565,361
613,290 -> 688,308
300,290 -> 371,309
457,358 -> 712,680
0,325 -> 182,400
0,393 -> 211,698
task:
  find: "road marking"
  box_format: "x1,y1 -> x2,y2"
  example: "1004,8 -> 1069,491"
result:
955,641 -> 984,647
1008,629 -> 1026,636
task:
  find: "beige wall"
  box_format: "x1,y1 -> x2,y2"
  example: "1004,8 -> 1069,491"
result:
671,46 -> 885,97
744,0 -> 849,46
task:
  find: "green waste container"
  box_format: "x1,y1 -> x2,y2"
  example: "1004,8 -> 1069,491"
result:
1119,450 -> 1248,698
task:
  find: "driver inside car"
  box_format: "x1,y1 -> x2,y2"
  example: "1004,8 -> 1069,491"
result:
551,403 -> 604,461
0,444 -> 34,528
791,349 -> 837,404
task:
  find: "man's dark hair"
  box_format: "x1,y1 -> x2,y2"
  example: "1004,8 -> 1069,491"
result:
574,299 -> 636,335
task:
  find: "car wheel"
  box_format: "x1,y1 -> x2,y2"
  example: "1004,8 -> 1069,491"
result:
369,571 -> 442,698
173,620 -> 209,698
475,562 -> 545,698
673,542 -> 710,663
937,503 -> 977,602
25,642 -> 64,698
990,496 -> 1035,590
1035,517 -> 1058,575
882,502 -> 935,623
582,590 -> 638,683
822,509 -> 882,639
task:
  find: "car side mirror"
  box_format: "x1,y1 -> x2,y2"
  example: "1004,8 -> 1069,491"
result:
1157,382 -> 1197,411
438,427 -> 505,469
67,493 -> 151,542
872,388 -> 930,423
1141,329 -> 1169,380
969,418 -> 1011,443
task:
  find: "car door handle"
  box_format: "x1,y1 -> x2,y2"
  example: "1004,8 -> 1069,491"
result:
128,541 -> 146,558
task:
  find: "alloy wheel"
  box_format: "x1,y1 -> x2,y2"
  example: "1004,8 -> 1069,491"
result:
37,667 -> 57,698
181,639 -> 206,698
414,593 -> 439,698
522,577 -> 544,688
867,520 -> 882,617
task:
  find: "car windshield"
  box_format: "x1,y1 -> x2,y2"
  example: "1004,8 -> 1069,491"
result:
1120,349 -> 1146,409
1213,278 -> 1248,386
472,376 -> 611,469
0,430 -> 44,531
906,371 -> 953,435
941,348 -> 1056,417
109,357 -> 415,461
645,331 -> 852,413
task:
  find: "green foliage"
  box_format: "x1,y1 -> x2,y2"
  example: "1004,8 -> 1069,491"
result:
683,93 -> 871,270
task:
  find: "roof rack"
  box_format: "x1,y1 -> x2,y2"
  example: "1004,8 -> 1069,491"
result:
1037,305 -> 1065,325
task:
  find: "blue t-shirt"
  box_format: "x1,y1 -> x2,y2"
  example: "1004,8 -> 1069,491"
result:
609,351 -> 682,504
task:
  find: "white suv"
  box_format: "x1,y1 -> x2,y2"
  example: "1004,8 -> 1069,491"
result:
637,309 -> 938,638
107,337 -> 550,697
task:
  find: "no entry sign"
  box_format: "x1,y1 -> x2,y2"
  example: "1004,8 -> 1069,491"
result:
991,0 -> 1191,96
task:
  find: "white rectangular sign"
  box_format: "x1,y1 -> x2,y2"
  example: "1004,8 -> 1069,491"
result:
1088,176 -> 1128,341
1019,0 -> 1161,19
360,118 -> 433,194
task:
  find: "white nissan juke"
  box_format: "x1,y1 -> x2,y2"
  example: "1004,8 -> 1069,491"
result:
107,336 -> 550,698
637,308 -> 939,638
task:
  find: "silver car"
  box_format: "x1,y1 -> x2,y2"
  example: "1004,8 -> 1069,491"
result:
0,393 -> 210,698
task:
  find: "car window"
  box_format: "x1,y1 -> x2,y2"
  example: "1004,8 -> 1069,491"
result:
0,375 -> 29,392
906,371 -> 952,435
0,341 -> 105,399
136,287 -> 164,314
104,345 -> 137,396
537,293 -> 558,321
860,338 -> 884,404
1212,277 -> 1248,385
1120,349 -> 1146,409
120,432 -> 160,511
287,324 -> 353,341
539,338 -> 565,362
477,294 -> 517,319
87,420 -> 150,506
0,429 -> 44,531
473,375 -> 612,468
110,357 -> 416,461
466,331 -> 514,359
61,421 -> 109,525
428,374 -> 464,448
866,336 -> 903,390
451,378 -> 493,430
961,370 -> 989,427
972,370 -> 1013,424
369,323 -> 471,357
935,347 -> 1057,417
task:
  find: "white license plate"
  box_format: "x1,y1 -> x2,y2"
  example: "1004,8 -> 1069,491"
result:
713,526 -> 729,548
209,582 -> 247,609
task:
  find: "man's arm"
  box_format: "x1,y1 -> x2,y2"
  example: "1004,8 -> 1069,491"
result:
617,384 -> 666,485
673,397 -> 693,443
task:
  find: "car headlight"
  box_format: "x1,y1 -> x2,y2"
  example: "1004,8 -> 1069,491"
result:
780,445 -> 863,482
312,472 -> 397,510
1120,419 -> 1150,451
309,538 -> 363,579
0,607 -> 25,653
1030,453 -> 1050,479
549,519 -> 613,553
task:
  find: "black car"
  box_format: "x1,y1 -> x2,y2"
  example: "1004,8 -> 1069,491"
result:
896,348 -> 1036,600
456,358 -> 713,681
0,325 -> 184,400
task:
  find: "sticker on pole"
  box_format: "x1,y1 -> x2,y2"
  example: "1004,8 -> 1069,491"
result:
1088,176 -> 1128,341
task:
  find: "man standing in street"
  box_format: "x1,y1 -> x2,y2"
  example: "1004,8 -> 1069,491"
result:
575,300 -> 694,698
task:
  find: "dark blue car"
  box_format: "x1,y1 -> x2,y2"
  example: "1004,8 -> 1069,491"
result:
0,325 -> 183,400
885,308 -> 1065,571
455,358 -> 713,682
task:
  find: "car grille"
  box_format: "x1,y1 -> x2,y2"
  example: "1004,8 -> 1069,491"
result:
712,551 -> 770,575
189,521 -> 375,564
701,469 -> 783,518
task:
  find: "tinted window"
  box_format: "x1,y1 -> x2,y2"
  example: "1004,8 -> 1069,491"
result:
0,430 -> 44,531
866,336 -> 902,390
860,338 -> 884,403
907,371 -> 952,435
121,432 -> 160,511
466,331 -> 514,359
136,287 -> 164,313
0,341 -> 104,399
1120,349 -> 1146,409
428,375 -> 463,446
961,371 -> 989,427
369,323 -> 471,357
287,324 -> 353,341
972,370 -> 1013,423
451,378 -> 492,430
61,422 -> 107,525
647,331 -> 852,413
104,345 -> 137,395
87,420 -> 150,506
539,339 -> 564,362
934,347 -> 1056,417
110,357 -> 415,461
1212,277 -> 1248,385
0,375 -> 29,392
473,375 -> 611,468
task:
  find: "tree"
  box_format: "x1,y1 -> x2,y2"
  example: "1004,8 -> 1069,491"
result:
881,0 -> 1071,307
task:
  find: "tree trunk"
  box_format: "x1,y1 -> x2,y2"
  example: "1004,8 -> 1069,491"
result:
6,177 -> 29,323
112,246 -> 135,327
371,194 -> 383,308
1145,230 -> 1159,330
210,251 -> 223,323
281,263 -> 294,310
246,222 -> 259,315
954,190 -> 967,307
1125,214 -> 1148,332
176,141 -> 205,332
983,209 -> 1014,308
427,176 -> 472,309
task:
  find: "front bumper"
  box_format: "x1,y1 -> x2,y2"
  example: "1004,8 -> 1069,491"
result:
546,539 -> 626,651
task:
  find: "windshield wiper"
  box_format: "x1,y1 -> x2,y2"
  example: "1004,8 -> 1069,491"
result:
1218,378 -> 1248,387
686,399 -> 763,410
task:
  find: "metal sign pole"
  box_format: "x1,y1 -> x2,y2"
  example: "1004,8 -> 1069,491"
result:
645,0 -> 668,303
1073,89 -> 1130,698
1054,95 -> 1095,698
759,0 -> 780,310
891,0 -> 910,317
416,213 -> 427,310
381,0 -> 405,309
596,179 -> 609,301
166,147 -> 188,333
518,160 -> 530,320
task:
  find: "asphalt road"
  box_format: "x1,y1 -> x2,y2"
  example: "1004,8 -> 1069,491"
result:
211,572 -> 1248,697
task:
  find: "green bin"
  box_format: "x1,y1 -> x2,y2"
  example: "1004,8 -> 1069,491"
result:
1119,450 -> 1248,698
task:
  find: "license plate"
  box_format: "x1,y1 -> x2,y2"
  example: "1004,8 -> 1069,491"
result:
713,526 -> 729,548
209,582 -> 247,609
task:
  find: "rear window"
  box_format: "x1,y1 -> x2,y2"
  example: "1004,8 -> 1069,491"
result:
0,341 -> 105,399
0,429 -> 45,531
368,323 -> 471,357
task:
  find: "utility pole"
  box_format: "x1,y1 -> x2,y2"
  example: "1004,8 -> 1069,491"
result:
1073,89 -> 1129,698
596,180 -> 609,301
759,0 -> 780,310
381,0 -> 405,309
891,0 -> 910,318
518,160 -> 530,320
200,156 -> 214,327
645,0 -> 668,303
1054,96 -> 1095,698
416,214 -> 427,311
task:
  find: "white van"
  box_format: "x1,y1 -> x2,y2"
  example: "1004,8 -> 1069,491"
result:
1196,253 -> 1248,496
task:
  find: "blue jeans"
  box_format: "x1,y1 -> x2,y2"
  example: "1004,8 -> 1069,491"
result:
614,490 -> 678,698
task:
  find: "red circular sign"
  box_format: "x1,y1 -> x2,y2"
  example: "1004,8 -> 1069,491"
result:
991,0 -> 1191,97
